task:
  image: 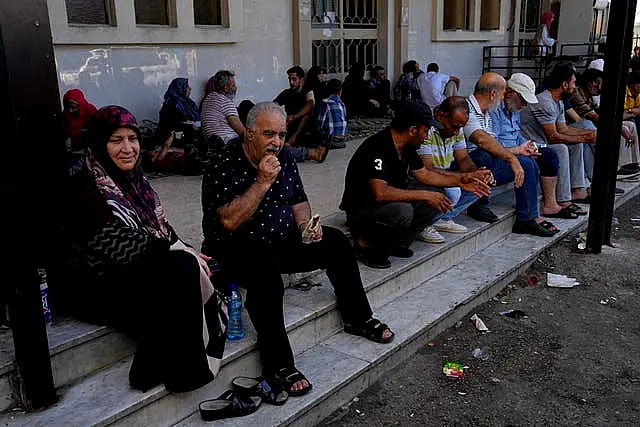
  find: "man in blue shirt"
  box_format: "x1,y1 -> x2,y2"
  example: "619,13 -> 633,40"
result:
317,78 -> 348,148
487,73 -> 562,233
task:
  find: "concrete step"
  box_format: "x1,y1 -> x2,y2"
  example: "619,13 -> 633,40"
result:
0,190 -> 523,426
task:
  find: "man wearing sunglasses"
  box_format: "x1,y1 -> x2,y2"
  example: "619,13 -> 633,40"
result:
201,102 -> 394,398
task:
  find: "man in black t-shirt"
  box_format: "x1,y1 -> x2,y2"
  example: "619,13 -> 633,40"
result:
341,102 -> 493,269
202,101 -> 393,397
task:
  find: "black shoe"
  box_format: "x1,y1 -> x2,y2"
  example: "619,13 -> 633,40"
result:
512,220 -> 556,237
617,164 -> 640,179
615,187 -> 625,195
467,206 -> 499,223
354,244 -> 391,269
391,246 -> 414,258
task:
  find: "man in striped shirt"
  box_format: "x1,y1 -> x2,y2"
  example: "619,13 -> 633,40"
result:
201,70 -> 244,147
463,73 -> 556,237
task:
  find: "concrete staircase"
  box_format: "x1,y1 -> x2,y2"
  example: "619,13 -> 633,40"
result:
2,180 -> 639,426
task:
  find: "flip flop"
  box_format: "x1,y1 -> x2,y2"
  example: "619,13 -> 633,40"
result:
567,203 -> 588,216
199,390 -> 261,421
344,318 -> 395,344
571,195 -> 592,204
539,220 -> 560,235
271,367 -> 312,397
231,376 -> 288,406
543,206 -> 578,219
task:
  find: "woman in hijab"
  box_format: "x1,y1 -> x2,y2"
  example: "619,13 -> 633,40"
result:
148,78 -> 207,175
536,11 -> 556,56
63,89 -> 97,150
62,105 -> 226,393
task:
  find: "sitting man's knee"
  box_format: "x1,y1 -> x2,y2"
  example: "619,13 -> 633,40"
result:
518,155 -> 539,174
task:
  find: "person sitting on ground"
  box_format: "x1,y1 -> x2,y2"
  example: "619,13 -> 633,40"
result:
201,101 -> 394,397
201,70 -> 244,148
572,68 -> 640,180
63,88 -> 97,151
199,75 -> 216,113
463,72 -> 556,237
317,78 -> 348,149
368,65 -> 392,115
274,66 -> 327,163
342,63 -> 380,118
416,97 -> 492,243
394,60 -> 422,103
340,102 -> 492,269
61,106 -> 224,393
488,73 -> 564,230
417,62 -> 460,111
147,77 -> 207,175
519,64 -> 596,213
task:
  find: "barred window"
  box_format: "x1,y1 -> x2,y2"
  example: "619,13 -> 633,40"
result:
64,0 -> 115,26
443,0 -> 472,31
194,0 -> 222,25
134,0 -> 173,26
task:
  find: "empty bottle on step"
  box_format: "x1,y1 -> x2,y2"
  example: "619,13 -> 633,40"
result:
227,283 -> 245,341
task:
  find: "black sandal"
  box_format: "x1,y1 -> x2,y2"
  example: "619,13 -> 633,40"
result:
543,206 -> 578,219
232,376 -> 288,406
344,318 -> 395,344
571,195 -> 592,204
512,220 -> 556,237
539,220 -> 560,235
199,390 -> 261,421
567,203 -> 588,216
271,367 -> 312,397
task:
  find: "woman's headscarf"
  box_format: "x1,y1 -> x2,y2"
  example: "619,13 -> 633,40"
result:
541,11 -> 554,29
86,105 -> 170,240
163,78 -> 200,122
63,89 -> 97,147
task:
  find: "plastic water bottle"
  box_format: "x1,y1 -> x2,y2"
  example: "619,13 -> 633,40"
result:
227,284 -> 245,341
38,269 -> 52,324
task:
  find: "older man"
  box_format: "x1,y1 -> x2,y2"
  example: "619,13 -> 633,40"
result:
488,73 -> 563,231
463,73 -> 555,236
201,102 -> 393,397
519,64 -> 595,211
201,70 -> 244,147
340,102 -> 492,268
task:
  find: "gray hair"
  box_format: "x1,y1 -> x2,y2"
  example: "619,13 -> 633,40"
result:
475,78 -> 505,95
213,70 -> 235,94
246,102 -> 287,130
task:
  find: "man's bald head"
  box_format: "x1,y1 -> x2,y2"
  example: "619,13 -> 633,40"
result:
474,72 -> 506,113
474,72 -> 506,95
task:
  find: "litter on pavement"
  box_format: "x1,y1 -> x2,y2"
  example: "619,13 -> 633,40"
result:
443,362 -> 464,378
499,309 -> 527,318
470,314 -> 489,332
547,273 -> 580,288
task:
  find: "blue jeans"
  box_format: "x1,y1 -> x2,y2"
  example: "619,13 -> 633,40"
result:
469,149 -> 540,222
436,190 -> 478,222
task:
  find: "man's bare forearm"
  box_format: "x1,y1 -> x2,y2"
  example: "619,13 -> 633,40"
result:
216,182 -> 270,230
292,202 -> 312,228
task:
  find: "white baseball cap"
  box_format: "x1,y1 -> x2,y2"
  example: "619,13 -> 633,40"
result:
507,73 -> 538,104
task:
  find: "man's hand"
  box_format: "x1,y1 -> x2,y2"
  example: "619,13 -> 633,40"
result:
257,154 -> 281,187
460,173 -> 492,198
583,131 -> 597,144
286,115 -> 297,125
468,168 -> 495,186
369,99 -> 380,108
422,191 -> 453,213
517,140 -> 539,157
510,158 -> 525,188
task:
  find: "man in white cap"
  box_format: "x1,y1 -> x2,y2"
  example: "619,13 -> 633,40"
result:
463,72 -> 556,237
489,73 -> 562,234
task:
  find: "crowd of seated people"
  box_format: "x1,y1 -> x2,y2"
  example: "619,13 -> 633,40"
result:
55,58 -> 640,411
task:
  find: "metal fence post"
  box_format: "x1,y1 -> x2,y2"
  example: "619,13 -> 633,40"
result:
587,0 -> 638,253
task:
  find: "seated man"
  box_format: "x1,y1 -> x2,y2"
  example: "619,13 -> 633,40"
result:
201,102 -> 393,397
274,66 -> 327,163
417,63 -> 460,111
317,78 -> 348,149
368,66 -> 392,115
520,64 -> 596,211
489,73 -> 564,228
340,102 -> 492,269
201,70 -> 244,147
416,96 -> 489,243
574,68 -> 640,179
463,73 -> 556,236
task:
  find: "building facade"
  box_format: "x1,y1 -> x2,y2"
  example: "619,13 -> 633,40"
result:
49,0 -> 605,124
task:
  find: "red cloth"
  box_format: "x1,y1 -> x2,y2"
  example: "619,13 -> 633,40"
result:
540,11 -> 554,29
63,89 -> 97,149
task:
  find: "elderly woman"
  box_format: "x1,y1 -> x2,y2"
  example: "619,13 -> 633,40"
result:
62,106 -> 225,393
148,77 -> 206,175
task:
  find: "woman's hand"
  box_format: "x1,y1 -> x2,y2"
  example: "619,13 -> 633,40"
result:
196,252 -> 212,276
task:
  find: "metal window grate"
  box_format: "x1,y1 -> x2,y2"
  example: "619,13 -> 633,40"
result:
194,0 -> 222,25
64,0 -> 112,25
134,0 -> 169,25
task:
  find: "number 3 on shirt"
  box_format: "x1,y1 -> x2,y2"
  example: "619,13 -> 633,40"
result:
374,159 -> 383,171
